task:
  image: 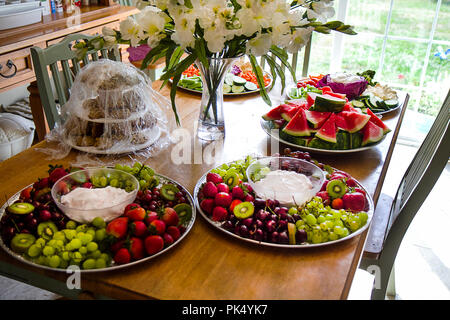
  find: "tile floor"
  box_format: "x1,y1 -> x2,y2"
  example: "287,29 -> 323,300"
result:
0,138 -> 448,300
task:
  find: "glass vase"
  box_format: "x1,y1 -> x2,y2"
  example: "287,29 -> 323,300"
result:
196,57 -> 237,141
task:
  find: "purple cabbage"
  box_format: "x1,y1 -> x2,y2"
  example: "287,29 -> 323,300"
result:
230,65 -> 242,76
317,73 -> 368,100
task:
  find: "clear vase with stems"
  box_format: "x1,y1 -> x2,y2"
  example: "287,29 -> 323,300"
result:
196,56 -> 238,141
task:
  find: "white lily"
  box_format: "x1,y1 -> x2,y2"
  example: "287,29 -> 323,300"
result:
119,18 -> 142,47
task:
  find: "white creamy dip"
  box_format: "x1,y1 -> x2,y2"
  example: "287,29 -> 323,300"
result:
253,170 -> 314,206
330,72 -> 363,84
60,186 -> 132,223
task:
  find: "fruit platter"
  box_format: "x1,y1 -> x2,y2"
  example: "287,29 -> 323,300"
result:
175,62 -> 272,95
194,151 -> 373,248
261,83 -> 392,154
0,163 -> 195,272
287,70 -> 401,115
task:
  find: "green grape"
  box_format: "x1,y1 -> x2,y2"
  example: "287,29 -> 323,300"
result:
53,232 -> 66,242
43,246 -> 55,256
288,207 -> 298,215
49,255 -> 61,268
63,229 -> 76,240
35,238 -> 46,248
341,227 -> 350,237
295,219 -> 305,229
325,220 -> 334,229
27,244 -> 42,258
334,225 -> 344,236
72,251 -> 83,264
95,229 -> 106,242
82,258 -> 96,270
55,240 -> 65,249
86,242 -> 98,252
99,176 -> 107,187
76,224 -> 88,233
329,231 -> 339,241
66,221 -> 77,230
48,239 -> 57,247
139,180 -> 147,189
91,176 -> 101,187
319,222 -> 328,231
100,253 -> 110,263
359,212 -> 369,225
91,217 -> 106,229
95,258 -> 107,269
321,231 -> 329,243
115,164 -> 124,171
79,246 -> 88,255
341,214 -> 348,222
36,255 -> 46,266
311,233 -> 322,244
110,178 -> 119,188
305,214 -> 317,226
86,229 -> 96,238
334,219 -> 344,227
325,214 -> 334,220
91,250 -> 102,259
348,220 -> 360,232
317,215 -> 326,224
69,238 -> 82,250
61,251 -> 71,261
65,243 -> 73,251
80,233 -> 93,245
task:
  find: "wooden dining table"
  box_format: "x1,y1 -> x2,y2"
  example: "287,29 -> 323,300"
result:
0,80 -> 408,300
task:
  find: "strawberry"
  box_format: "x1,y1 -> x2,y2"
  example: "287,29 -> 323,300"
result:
149,219 -> 166,235
316,191 -> 330,206
320,180 -> 329,192
244,194 -> 254,203
56,181 -> 70,195
212,206 -> 228,222
125,207 -> 146,221
342,192 -> 366,212
144,235 -> 164,255
162,233 -> 174,246
331,198 -> 344,210
20,187 -> 33,200
231,186 -> 245,200
206,172 -> 223,184
354,188 -> 366,196
229,199 -> 242,213
48,166 -> 68,184
110,240 -> 125,254
125,203 -> 141,214
241,182 -> 253,194
215,192 -> 232,208
33,177 -> 50,190
346,178 -> 357,188
145,211 -> 159,225
131,221 -> 147,237
200,198 -> 214,214
161,207 -> 179,226
129,237 -> 145,260
114,247 -> 131,265
216,183 -> 229,194
202,182 -> 218,198
82,182 -> 93,189
106,217 -> 129,239
166,226 -> 181,241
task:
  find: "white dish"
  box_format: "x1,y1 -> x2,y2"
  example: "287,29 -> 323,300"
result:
0,6 -> 42,30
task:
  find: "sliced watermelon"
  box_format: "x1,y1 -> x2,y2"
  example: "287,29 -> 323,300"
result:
286,100 -> 309,110
366,108 -> 391,134
335,114 -> 349,131
361,121 -> 384,146
262,105 -> 284,121
305,110 -> 331,129
306,92 -> 319,107
311,94 -> 347,112
338,111 -> 370,133
282,108 -> 311,137
281,105 -> 300,122
315,113 -> 337,143
342,102 -> 357,112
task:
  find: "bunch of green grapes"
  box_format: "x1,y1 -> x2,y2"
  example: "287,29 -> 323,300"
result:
210,156 -> 255,183
25,217 -> 111,270
293,197 -> 369,244
90,169 -> 137,193
114,162 -> 159,191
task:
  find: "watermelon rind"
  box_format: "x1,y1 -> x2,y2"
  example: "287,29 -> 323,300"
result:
315,113 -> 337,143
361,121 -> 384,146
282,108 -> 311,137
308,137 -> 335,150
350,132 -> 363,149
311,94 -> 346,112
305,110 -> 331,129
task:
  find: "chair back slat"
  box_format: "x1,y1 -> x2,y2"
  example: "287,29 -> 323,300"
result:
61,59 -> 74,90
71,58 -> 81,75
91,52 -> 99,61
49,62 -> 67,106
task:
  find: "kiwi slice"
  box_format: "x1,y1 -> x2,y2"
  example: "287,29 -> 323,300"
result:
161,184 -> 180,201
37,222 -> 58,241
233,202 -> 255,219
326,180 -> 348,199
223,172 -> 239,189
173,203 -> 192,225
11,233 -> 36,254
7,203 -> 35,215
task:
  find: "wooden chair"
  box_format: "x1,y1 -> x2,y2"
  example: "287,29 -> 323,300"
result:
359,90 -> 450,299
30,33 -> 121,131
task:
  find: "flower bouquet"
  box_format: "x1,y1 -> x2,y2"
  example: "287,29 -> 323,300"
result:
75,0 -> 356,140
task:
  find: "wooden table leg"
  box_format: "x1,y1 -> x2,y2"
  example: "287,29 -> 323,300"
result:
27,81 -> 49,142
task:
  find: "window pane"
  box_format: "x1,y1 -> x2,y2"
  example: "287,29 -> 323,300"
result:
380,39 -> 428,86
434,1 -> 450,41
346,0 -> 390,35
425,43 -> 450,86
340,34 -> 383,74
304,33 -> 333,75
388,0 -> 437,39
